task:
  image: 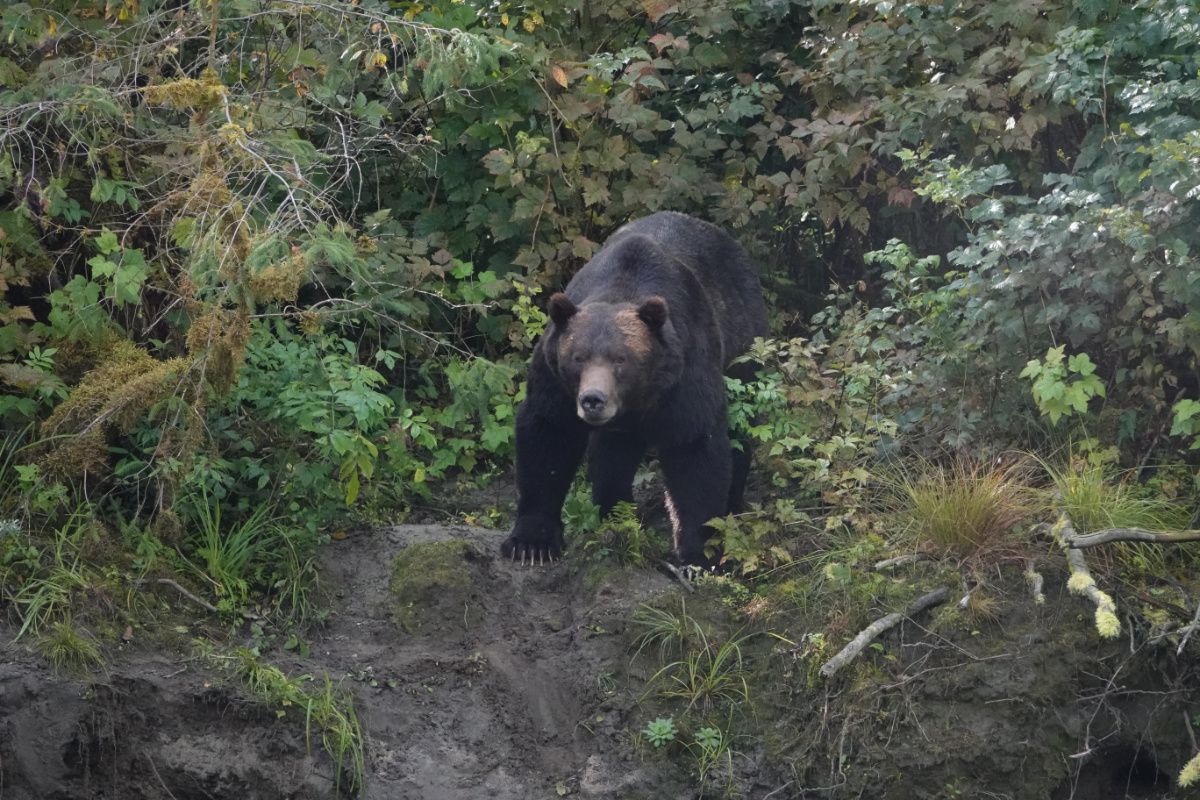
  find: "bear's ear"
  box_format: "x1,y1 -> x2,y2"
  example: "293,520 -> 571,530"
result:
548,293 -> 578,328
637,296 -> 668,331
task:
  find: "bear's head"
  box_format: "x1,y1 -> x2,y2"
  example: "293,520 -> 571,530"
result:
545,292 -> 678,426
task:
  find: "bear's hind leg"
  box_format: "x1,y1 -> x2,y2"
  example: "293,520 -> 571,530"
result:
588,431 -> 646,518
660,431 -> 732,567
728,439 -> 752,514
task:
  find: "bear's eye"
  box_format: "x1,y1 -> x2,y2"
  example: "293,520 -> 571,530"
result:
614,356 -> 626,365
573,355 -> 584,364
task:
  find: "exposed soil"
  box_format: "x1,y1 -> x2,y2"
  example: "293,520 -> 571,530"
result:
1,523 -> 1195,800
0,525 -> 703,799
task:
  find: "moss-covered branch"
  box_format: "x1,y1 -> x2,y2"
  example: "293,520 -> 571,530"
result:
819,587 -> 950,680
1062,528 -> 1200,548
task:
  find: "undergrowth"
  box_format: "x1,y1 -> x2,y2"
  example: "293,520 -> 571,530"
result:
1042,455 -> 1197,577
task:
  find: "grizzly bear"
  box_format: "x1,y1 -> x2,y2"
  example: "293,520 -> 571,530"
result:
500,212 -> 768,567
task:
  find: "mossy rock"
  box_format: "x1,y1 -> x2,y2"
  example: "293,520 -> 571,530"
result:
388,540 -> 485,633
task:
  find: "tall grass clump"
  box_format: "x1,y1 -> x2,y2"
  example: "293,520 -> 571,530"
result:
887,458 -> 1036,559
216,648 -> 365,793
35,618 -> 104,675
1041,457 -> 1194,575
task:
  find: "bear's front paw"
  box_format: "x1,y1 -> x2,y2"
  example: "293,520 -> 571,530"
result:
670,541 -> 719,571
500,515 -> 565,565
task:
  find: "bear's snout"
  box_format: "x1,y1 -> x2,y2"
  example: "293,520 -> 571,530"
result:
579,390 -> 608,416
576,365 -> 618,425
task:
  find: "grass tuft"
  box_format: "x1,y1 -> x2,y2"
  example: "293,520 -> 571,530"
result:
647,630 -> 752,712
8,506 -> 98,638
887,457 -> 1035,559
1041,457 -> 1193,575
35,619 -> 103,675
631,600 -> 707,663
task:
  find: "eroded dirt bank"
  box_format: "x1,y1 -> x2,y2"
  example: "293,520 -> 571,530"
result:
1,524 -> 1194,799
0,525 -> 703,799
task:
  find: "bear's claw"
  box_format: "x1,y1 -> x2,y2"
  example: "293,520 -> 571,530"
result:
501,537 -> 562,567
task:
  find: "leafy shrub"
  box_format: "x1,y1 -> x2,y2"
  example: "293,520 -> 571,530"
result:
1020,347 -> 1105,426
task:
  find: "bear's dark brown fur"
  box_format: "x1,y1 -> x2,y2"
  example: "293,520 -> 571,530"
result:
501,212 -> 768,566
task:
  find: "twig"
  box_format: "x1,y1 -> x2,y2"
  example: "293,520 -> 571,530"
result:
1178,598 -> 1200,657
873,553 -> 930,572
145,752 -> 181,800
819,587 -> 950,680
1063,527 -> 1200,548
1025,559 -> 1045,605
154,578 -> 220,614
658,560 -> 695,593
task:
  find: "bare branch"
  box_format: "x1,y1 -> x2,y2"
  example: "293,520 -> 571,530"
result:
1063,527 -> 1200,548
873,553 -> 930,572
819,587 -> 950,680
1052,509 -> 1121,639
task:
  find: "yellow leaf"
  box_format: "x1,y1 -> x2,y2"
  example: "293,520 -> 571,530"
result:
500,13 -> 509,26
46,15 -> 57,36
3,306 -> 35,323
522,17 -> 535,32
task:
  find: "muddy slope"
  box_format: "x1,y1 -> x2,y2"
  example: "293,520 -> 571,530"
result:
0,525 -> 700,800
1,524 -> 1195,800
304,523 -> 694,800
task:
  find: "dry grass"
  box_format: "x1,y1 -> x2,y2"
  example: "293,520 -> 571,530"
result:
887,457 -> 1037,561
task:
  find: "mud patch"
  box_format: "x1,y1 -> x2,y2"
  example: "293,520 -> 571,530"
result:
1,524 -> 706,799
307,523 -> 690,799
0,655 -> 332,799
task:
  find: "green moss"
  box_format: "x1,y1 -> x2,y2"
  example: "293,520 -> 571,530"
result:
388,540 -> 481,633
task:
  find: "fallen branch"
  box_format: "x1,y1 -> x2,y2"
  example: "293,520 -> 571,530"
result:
873,553 -> 930,572
1062,527 -> 1200,548
153,578 -> 220,614
819,587 -> 950,680
658,561 -> 695,593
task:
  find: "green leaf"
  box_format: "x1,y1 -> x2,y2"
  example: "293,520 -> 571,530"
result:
95,228 -> 119,255
1067,353 -> 1096,376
